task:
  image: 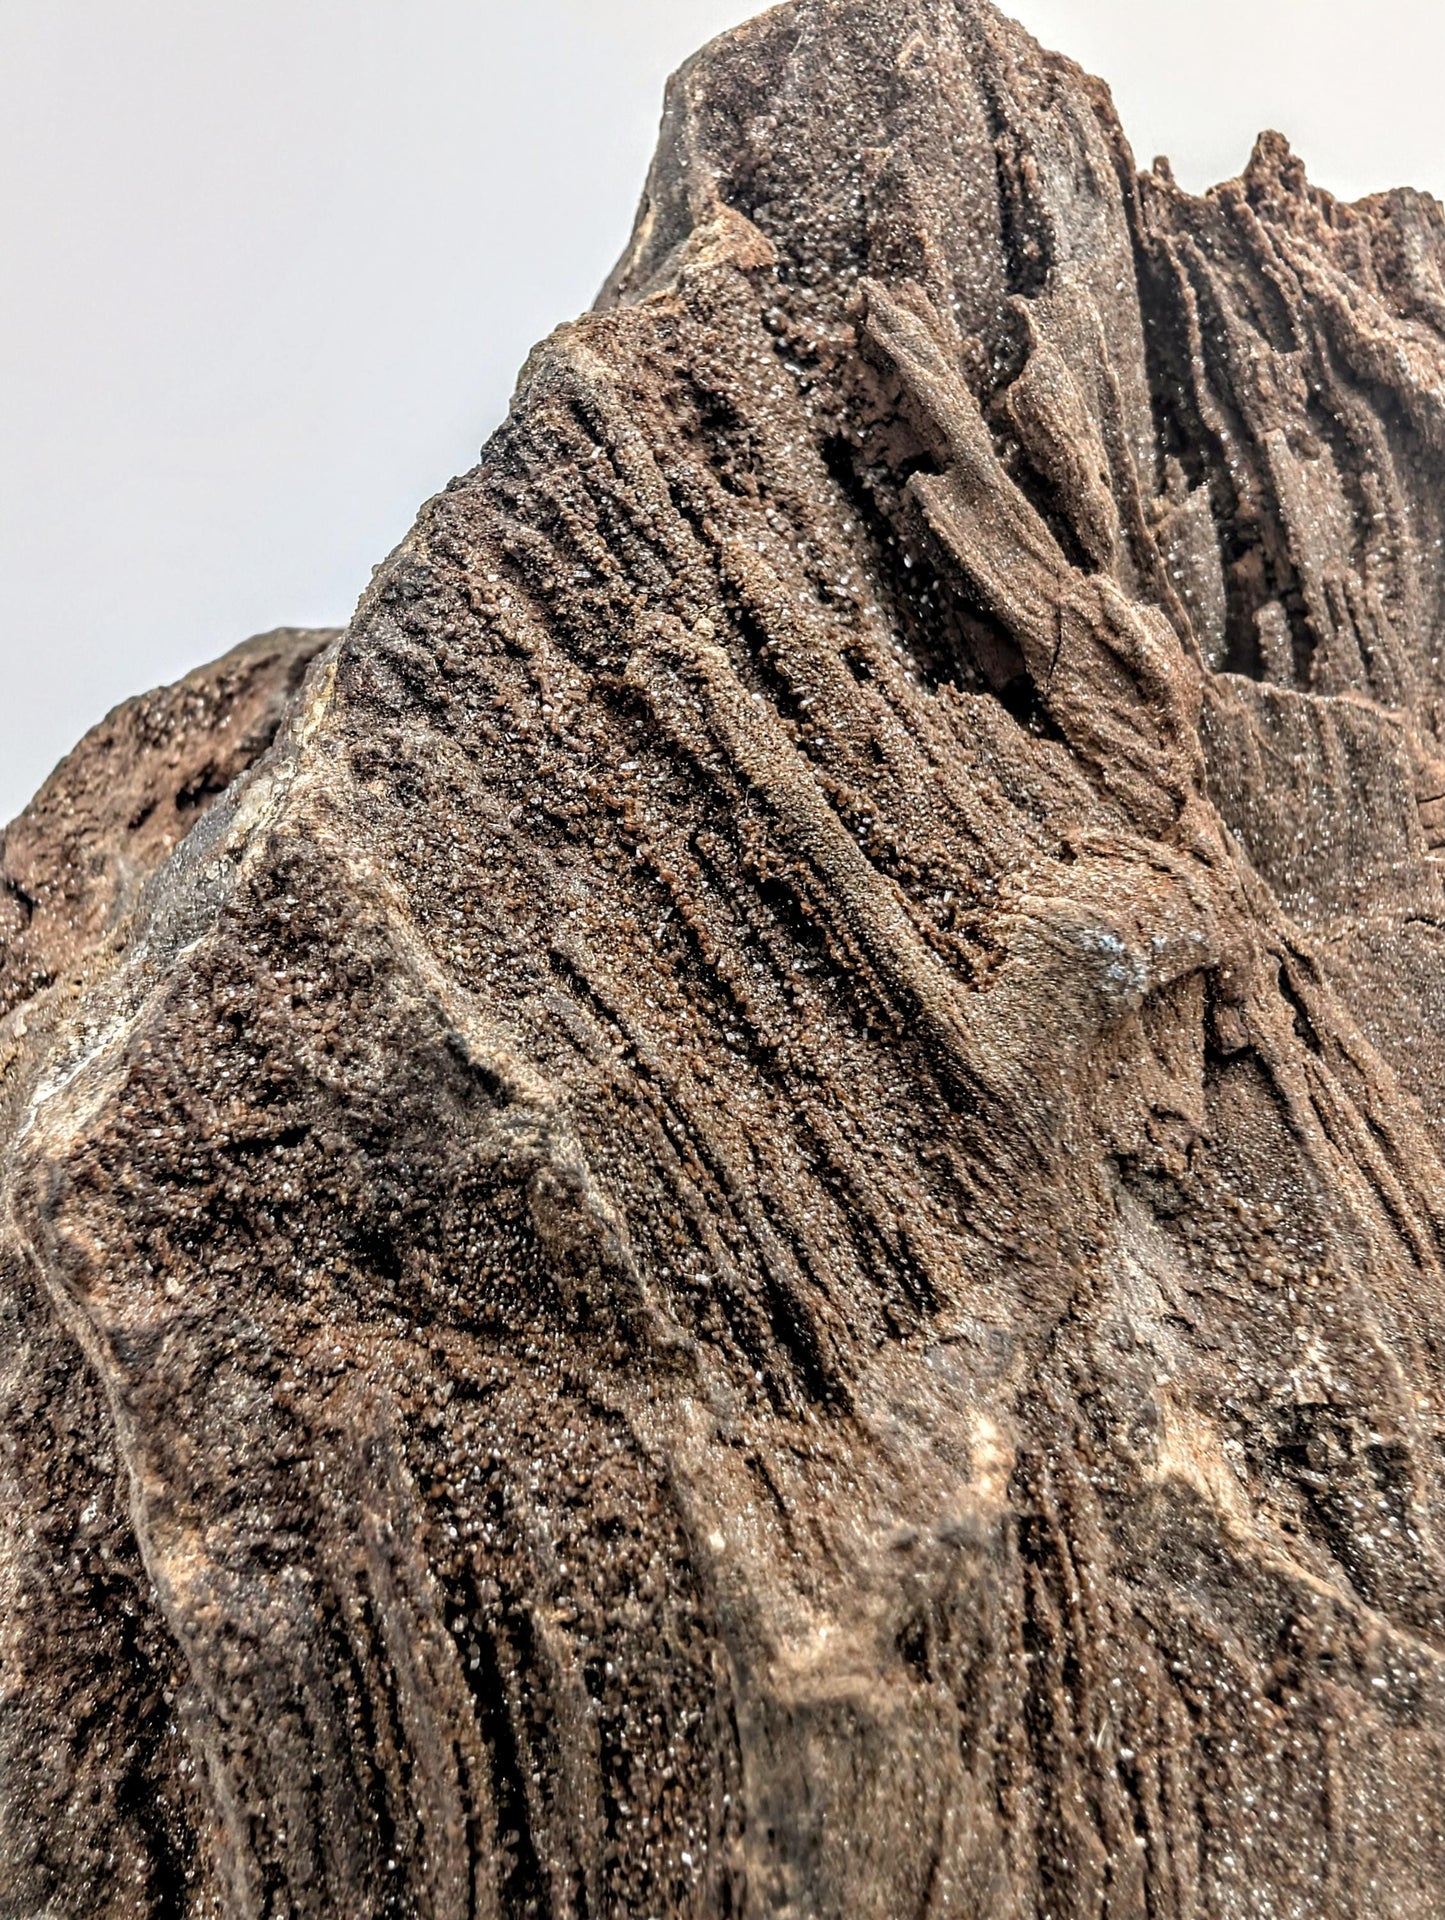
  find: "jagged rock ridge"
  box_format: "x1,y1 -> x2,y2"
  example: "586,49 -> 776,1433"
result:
4,4 -> 1445,1915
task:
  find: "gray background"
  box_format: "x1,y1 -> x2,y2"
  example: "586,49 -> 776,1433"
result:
4,0 -> 1442,825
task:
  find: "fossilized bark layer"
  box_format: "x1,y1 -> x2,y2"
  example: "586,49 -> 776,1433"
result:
6,3 -> 1445,1915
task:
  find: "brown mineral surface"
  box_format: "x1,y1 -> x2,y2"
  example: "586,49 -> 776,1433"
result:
5,3 -> 1445,1915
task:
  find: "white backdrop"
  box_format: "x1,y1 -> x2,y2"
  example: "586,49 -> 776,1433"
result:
4,0 -> 1441,822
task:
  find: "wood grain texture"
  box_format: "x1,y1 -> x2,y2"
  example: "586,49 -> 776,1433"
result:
5,5 -> 1445,1914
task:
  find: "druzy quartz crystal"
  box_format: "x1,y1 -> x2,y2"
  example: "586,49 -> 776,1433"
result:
6,5 -> 1445,1914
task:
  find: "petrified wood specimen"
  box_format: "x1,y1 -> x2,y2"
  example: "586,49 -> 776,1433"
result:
6,1 -> 1445,1913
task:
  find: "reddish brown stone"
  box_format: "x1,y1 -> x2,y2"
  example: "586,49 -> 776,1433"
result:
5,6 -> 1445,1915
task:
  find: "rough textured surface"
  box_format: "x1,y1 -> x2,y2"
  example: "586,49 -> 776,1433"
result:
1,628 -> 335,1028
5,4 -> 1445,1914
0,628 -> 337,1915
